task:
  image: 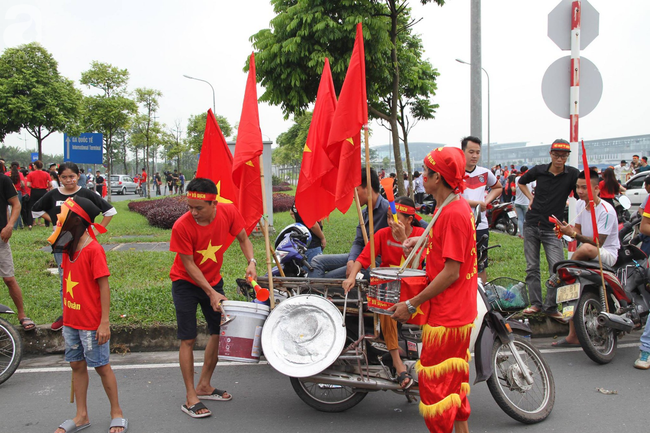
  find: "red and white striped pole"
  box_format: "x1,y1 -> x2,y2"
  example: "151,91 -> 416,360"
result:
567,1 -> 581,257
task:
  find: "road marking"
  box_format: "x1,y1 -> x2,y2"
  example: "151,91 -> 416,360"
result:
538,342 -> 639,354
17,360 -> 268,374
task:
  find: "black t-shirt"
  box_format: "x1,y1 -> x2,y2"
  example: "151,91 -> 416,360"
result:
519,163 -> 579,229
166,174 -> 173,183
32,187 -> 114,223
0,175 -> 17,229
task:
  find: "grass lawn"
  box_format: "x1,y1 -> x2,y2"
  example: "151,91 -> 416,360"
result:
0,197 -> 553,329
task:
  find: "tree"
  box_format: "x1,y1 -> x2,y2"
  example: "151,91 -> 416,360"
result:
185,112 -> 232,154
80,61 -> 137,198
273,112 -> 312,166
0,42 -> 82,159
250,0 -> 443,196
132,87 -> 163,198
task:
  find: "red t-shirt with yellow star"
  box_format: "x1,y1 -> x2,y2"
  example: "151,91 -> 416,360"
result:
425,198 -> 478,327
356,226 -> 425,268
169,203 -> 244,286
62,240 -> 111,330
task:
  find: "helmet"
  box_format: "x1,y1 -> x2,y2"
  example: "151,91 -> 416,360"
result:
274,223 -> 311,249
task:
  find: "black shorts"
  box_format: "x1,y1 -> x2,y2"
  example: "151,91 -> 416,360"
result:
172,279 -> 225,340
476,228 -> 490,273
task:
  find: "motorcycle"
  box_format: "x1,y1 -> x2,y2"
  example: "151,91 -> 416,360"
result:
0,303 -> 23,385
269,223 -> 313,278
240,241 -> 555,424
551,243 -> 650,364
486,199 -> 518,236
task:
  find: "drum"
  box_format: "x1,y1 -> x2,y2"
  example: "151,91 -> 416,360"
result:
368,268 -> 428,315
261,294 -> 346,378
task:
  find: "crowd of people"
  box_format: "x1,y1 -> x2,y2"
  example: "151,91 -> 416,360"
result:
3,139 -> 650,433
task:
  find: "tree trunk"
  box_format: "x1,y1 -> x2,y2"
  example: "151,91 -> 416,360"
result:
106,134 -> 112,203
389,2 -> 405,197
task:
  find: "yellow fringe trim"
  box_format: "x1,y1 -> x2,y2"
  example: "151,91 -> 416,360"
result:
415,357 -> 469,379
461,382 -> 471,396
419,393 -> 462,419
466,349 -> 472,362
422,323 -> 475,347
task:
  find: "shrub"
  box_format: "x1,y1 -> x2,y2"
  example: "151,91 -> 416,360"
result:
272,185 -> 291,192
273,193 -> 294,213
272,175 -> 283,186
128,196 -> 188,229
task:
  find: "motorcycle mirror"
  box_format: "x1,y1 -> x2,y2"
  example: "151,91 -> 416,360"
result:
618,195 -> 631,210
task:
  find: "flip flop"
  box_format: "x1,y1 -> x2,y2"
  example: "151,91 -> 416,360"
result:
181,402 -> 211,418
198,388 -> 232,401
551,338 -> 580,348
522,306 -> 541,315
57,419 -> 91,433
397,371 -> 414,390
108,417 -> 128,433
19,317 -> 36,332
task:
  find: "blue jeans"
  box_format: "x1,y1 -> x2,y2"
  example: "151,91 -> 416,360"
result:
308,254 -> 349,279
12,191 -> 23,229
523,224 -> 565,312
514,204 -> 527,237
63,326 -> 110,367
305,247 -> 322,264
641,320 -> 650,353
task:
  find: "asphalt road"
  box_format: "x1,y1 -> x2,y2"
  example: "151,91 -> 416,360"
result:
2,336 -> 647,433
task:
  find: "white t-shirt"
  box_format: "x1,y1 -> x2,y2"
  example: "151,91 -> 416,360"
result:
575,200 -> 620,258
514,176 -> 535,206
462,166 -> 498,231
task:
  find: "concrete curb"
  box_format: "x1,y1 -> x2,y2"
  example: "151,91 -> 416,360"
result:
17,316 -> 568,356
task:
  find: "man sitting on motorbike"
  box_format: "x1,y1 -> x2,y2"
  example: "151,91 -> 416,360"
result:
342,196 -> 425,389
633,189 -> 650,369
391,147 -> 477,433
553,168 -> 620,347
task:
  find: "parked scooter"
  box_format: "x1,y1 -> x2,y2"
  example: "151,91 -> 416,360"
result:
0,303 -> 23,385
486,199 -> 518,236
270,223 -> 312,278
551,244 -> 650,364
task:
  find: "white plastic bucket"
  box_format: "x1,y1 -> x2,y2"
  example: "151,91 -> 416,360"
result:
218,301 -> 270,363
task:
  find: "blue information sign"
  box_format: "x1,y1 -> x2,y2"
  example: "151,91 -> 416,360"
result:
31,152 -> 38,162
64,133 -> 103,164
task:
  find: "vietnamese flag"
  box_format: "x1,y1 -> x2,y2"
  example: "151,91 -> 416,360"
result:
232,53 -> 264,235
295,58 -> 337,228
581,140 -> 599,242
323,22 -> 368,213
196,109 -> 238,205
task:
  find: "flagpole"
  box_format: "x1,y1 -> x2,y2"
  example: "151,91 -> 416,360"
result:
258,155 -> 276,308
595,238 -> 609,313
257,222 -> 286,277
353,189 -> 368,245
364,126 -> 375,268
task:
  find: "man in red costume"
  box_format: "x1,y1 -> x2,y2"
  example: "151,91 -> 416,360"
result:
169,178 -> 257,419
391,146 -> 477,433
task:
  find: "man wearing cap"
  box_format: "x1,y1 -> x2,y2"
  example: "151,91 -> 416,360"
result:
391,147 -> 477,433
169,178 -> 257,419
518,139 -> 579,321
460,136 -> 502,284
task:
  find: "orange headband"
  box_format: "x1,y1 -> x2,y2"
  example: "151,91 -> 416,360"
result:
187,191 -> 217,201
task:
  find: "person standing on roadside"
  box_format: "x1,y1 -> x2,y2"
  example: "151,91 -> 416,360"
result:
154,172 -> 162,196
169,178 -> 257,419
0,163 -> 35,331
461,136 -> 502,284
390,147 -> 477,433
26,160 -> 51,228
519,139 -> 579,321
513,166 -> 534,238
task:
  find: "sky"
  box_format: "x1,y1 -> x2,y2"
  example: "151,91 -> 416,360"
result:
1,0 -> 649,158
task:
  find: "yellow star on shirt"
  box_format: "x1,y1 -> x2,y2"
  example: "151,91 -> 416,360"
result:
197,240 -> 222,265
65,272 -> 79,299
411,305 -> 424,319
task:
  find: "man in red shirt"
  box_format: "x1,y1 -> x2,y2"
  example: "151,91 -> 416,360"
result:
139,168 -> 147,198
391,147 -> 477,433
169,178 -> 257,419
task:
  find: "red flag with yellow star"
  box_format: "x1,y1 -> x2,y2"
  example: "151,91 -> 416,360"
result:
197,109 -> 238,205
232,53 -> 264,234
323,23 -> 368,213
295,58 -> 337,228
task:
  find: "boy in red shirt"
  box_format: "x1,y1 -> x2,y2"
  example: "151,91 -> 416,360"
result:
51,197 -> 127,433
170,178 -> 257,418
391,147 -> 477,433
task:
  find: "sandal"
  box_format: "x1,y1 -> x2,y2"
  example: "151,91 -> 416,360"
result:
397,371 -> 414,390
19,317 -> 36,332
198,388 -> 232,401
181,402 -> 211,418
522,306 -> 541,315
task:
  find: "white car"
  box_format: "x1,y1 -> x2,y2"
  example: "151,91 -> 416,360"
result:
624,172 -> 650,207
110,175 -> 138,195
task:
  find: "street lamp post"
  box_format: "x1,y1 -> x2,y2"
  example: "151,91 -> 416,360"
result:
183,74 -> 216,114
456,58 -> 490,168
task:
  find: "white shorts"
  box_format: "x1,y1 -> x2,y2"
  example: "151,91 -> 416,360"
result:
600,248 -> 617,267
0,240 -> 15,278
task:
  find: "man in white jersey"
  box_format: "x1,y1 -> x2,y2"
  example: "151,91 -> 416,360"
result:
553,168 -> 620,347
461,136 -> 503,283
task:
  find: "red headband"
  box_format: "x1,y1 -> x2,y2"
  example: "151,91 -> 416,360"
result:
423,147 -> 468,193
395,203 -> 415,215
62,198 -> 107,242
187,191 -> 217,201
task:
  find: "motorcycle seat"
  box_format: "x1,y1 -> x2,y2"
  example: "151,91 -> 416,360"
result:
553,259 -> 616,273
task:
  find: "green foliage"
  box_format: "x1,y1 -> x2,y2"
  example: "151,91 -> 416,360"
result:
273,112 -> 312,165
185,112 -> 233,154
0,42 -> 82,158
